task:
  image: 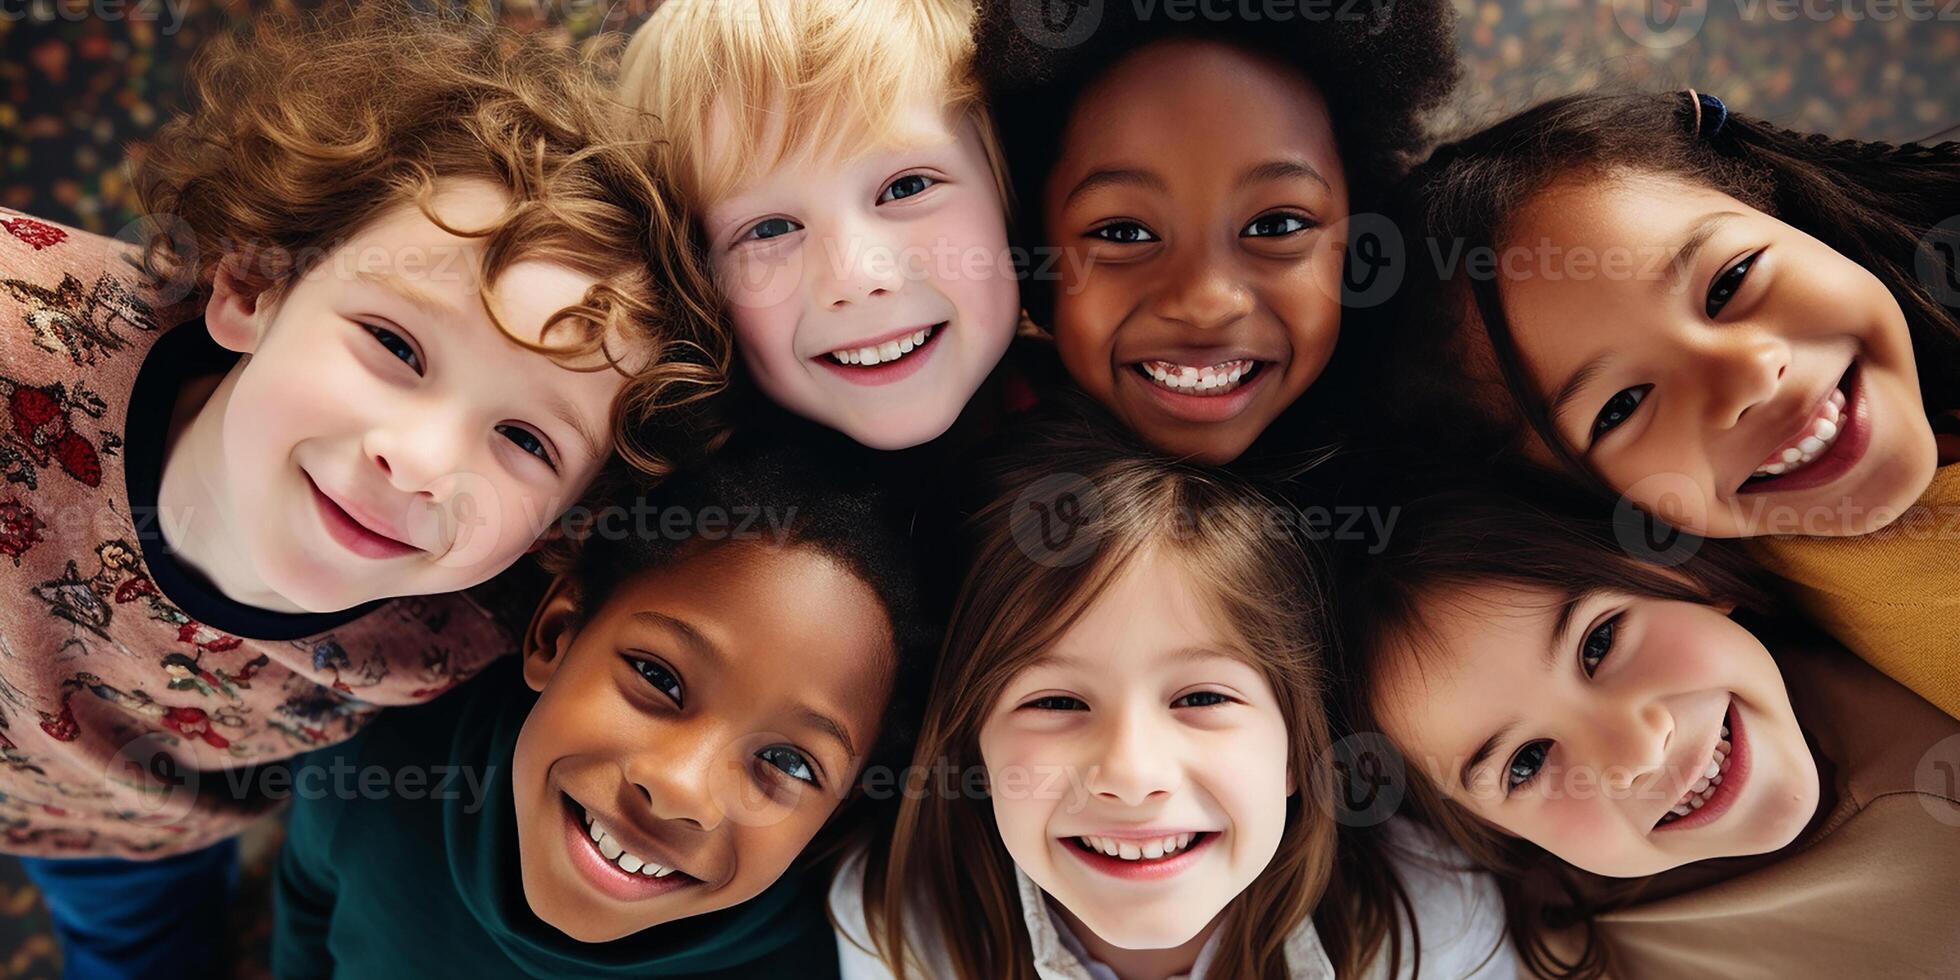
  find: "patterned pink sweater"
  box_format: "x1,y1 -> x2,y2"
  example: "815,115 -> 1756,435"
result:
0,211 -> 518,859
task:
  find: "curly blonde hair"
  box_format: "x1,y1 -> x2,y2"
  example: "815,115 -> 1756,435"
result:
132,4 -> 729,483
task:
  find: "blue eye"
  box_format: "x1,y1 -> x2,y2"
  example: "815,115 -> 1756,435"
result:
758,745 -> 819,786
741,217 -> 802,242
1172,691 -> 1232,708
878,174 -> 937,203
627,656 -> 683,706
496,424 -> 555,468
1591,385 -> 1651,442
364,325 -> 421,373
1506,741 -> 1550,792
1242,212 -> 1313,237
1024,695 -> 1087,711
1089,222 -> 1157,245
1581,615 -> 1621,677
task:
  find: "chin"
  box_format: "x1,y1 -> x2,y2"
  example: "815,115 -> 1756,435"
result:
1078,905 -> 1217,951
834,409 -> 960,451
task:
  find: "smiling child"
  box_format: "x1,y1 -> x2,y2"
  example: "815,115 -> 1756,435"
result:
273,434 -> 936,976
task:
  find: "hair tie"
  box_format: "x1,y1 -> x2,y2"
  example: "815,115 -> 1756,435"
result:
1684,88 -> 1729,141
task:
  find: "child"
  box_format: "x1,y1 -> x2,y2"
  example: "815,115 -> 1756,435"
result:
273,433 -> 937,977
616,0 -> 1022,451
829,400 -> 1513,979
971,0 -> 1458,464
1329,478 -> 1960,977
1358,90 -> 1960,717
0,7 -> 720,975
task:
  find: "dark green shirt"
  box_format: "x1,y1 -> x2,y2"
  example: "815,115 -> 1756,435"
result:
273,657 -> 839,979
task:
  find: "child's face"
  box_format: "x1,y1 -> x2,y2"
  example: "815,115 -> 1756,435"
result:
213,180 -> 632,611
1378,584 -> 1820,879
977,547 -> 1293,950
702,97 -> 1018,450
511,543 -> 893,943
1497,173 -> 1937,537
1042,40 -> 1347,464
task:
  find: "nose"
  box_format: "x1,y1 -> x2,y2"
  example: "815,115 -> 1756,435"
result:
1148,238 -> 1253,332
1086,707 -> 1180,807
363,407 -> 473,498
816,217 -> 903,310
1599,697 -> 1675,798
623,729 -> 725,833
1696,331 -> 1789,430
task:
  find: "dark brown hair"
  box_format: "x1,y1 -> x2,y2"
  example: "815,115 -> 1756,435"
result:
1326,467 -> 1779,977
853,397 -> 1398,979
1353,90 -> 1960,486
132,4 -> 729,484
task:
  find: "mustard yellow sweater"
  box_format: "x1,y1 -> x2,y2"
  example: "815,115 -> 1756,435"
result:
1749,462 -> 1960,721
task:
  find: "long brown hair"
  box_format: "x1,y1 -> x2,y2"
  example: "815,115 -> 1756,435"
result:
857,399 -> 1382,978
1355,90 -> 1960,485
1326,468 -> 1779,978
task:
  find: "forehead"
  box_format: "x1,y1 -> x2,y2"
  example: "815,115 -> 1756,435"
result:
1056,39 -> 1341,183
598,542 -> 895,730
699,89 -> 962,205
1042,545 -> 1244,670
1376,584 -> 1557,745
1509,171 -> 1756,254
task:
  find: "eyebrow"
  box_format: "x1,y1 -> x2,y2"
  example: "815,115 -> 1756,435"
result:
1662,211 -> 1744,293
1237,159 -> 1331,193
1455,594 -> 1584,792
1062,167 -> 1168,208
630,612 -> 719,664
1547,352 -> 1612,437
543,391 -> 604,463
798,706 -> 857,762
355,270 -> 470,324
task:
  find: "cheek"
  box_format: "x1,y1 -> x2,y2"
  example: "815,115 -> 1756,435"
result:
1266,271 -> 1342,380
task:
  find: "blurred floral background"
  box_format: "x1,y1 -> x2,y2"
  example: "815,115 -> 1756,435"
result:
0,0 -> 1955,975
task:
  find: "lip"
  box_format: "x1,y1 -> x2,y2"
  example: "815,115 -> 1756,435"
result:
558,792 -> 698,903
1736,362 -> 1870,495
1120,359 -> 1275,425
1652,699 -> 1750,833
811,321 -> 946,387
1059,829 -> 1220,882
306,473 -> 420,559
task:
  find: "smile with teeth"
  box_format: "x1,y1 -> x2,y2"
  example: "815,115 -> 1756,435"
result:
1751,387 -> 1847,479
826,325 -> 937,367
581,808 -> 683,879
1657,721 -> 1733,825
1136,359 -> 1260,396
1071,832 -> 1205,861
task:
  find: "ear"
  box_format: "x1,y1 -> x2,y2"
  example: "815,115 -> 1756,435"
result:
522,574 -> 584,693
203,254 -> 276,354
1286,760 -> 1298,798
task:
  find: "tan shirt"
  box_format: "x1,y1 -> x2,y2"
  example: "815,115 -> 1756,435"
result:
1550,642 -> 1960,978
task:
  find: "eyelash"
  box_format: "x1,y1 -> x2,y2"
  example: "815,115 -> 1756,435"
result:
737,216 -> 802,244
1087,220 -> 1158,245
878,173 -> 937,204
627,655 -> 684,707
362,323 -> 559,471
1502,613 -> 1624,794
1018,691 -> 1237,711
1589,384 -> 1652,443
1706,249 -> 1761,318
1241,211 -> 1315,238
757,745 -> 820,787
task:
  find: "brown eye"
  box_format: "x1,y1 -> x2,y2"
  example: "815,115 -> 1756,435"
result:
1706,251 -> 1760,318
1591,385 -> 1651,442
1580,615 -> 1621,677
1507,741 -> 1550,792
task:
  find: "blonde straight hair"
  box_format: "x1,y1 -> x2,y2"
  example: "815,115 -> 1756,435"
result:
618,0 -> 1009,208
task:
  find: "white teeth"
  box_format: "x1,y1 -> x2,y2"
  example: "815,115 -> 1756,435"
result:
598,834 -> 624,861
1078,833 -> 1200,861
617,853 -> 643,874
1139,359 -> 1258,396
827,326 -> 936,366
584,810 -> 682,881
1751,393 -> 1848,479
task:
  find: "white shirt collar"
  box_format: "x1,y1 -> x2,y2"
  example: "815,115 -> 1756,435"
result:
1011,865 -> 1336,980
